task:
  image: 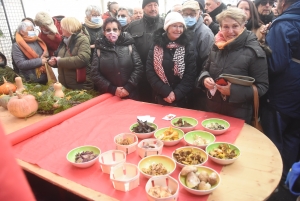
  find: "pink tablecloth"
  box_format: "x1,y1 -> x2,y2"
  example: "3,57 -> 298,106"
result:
12,95 -> 244,201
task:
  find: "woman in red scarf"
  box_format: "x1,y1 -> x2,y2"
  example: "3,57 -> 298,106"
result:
12,21 -> 48,84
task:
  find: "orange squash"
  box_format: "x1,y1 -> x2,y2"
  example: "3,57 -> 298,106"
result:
0,77 -> 17,94
7,93 -> 38,118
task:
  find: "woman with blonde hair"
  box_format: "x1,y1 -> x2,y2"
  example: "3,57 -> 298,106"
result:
48,17 -> 93,90
197,8 -> 268,123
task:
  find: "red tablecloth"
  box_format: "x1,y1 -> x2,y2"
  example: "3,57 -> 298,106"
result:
11,95 -> 245,201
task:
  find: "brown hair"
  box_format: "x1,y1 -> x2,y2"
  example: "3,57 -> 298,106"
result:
237,0 -> 262,30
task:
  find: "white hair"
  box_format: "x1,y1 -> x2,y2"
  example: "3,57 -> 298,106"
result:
85,5 -> 102,17
17,21 -> 33,33
171,4 -> 182,12
214,0 -> 222,3
118,7 -> 133,17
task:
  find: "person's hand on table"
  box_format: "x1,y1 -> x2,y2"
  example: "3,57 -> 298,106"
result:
204,77 -> 215,90
164,91 -> 175,103
216,82 -> 231,96
120,88 -> 129,97
115,87 -> 128,98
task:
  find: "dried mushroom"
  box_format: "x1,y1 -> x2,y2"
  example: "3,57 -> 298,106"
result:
174,118 -> 192,127
75,151 -> 98,163
132,119 -> 156,133
142,163 -> 168,176
157,127 -> 179,141
116,137 -> 133,145
193,135 -> 207,146
209,143 -> 238,159
173,148 -> 205,165
205,122 -> 225,130
148,186 -> 173,198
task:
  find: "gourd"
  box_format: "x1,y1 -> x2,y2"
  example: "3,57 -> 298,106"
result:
0,77 -> 17,94
15,77 -> 25,93
53,82 -> 64,98
7,93 -> 38,118
0,90 -> 14,109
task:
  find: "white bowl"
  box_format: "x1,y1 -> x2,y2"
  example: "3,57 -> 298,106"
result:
145,175 -> 179,201
171,116 -> 198,133
137,138 -> 164,158
129,122 -> 158,139
154,127 -> 184,146
178,166 -> 221,195
172,146 -> 208,168
99,150 -> 126,174
66,145 -> 100,168
138,155 -> 176,179
206,142 -> 241,165
201,118 -> 230,135
114,133 -> 138,154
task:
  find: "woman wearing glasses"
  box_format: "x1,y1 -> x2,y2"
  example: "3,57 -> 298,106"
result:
90,17 -> 143,100
146,12 -> 196,108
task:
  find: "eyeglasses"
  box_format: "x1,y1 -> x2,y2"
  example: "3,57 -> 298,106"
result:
170,24 -> 185,29
105,28 -> 119,32
117,14 -> 126,18
182,12 -> 198,18
260,0 -> 275,6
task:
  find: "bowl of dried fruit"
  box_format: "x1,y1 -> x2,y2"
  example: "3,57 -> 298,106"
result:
201,118 -> 230,135
184,130 -> 216,149
137,138 -> 164,158
172,146 -> 208,168
145,175 -> 179,201
114,133 -> 138,155
206,142 -> 240,165
178,165 -> 221,195
129,120 -> 158,139
154,127 -> 184,146
138,155 -> 176,179
171,116 -> 198,133
66,145 -> 101,168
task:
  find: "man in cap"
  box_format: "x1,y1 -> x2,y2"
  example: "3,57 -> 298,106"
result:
203,0 -> 227,35
181,0 -> 214,110
34,12 -> 63,56
255,0 -> 276,24
126,0 -> 164,103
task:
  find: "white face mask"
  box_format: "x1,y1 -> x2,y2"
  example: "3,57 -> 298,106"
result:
27,31 -> 36,37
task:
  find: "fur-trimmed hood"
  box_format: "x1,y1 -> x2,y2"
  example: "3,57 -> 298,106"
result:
152,27 -> 192,47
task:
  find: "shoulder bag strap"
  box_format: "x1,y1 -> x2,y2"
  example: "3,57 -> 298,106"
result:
252,85 -> 259,127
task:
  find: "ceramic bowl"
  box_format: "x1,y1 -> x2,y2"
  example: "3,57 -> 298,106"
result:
170,116 -> 198,133
178,166 -> 221,195
154,127 -> 184,146
145,175 -> 179,201
137,138 -> 164,158
99,150 -> 126,174
201,118 -> 230,135
206,142 -> 241,165
184,130 -> 216,149
66,145 -> 100,168
138,155 -> 176,179
172,146 -> 208,168
114,133 -> 138,154
129,122 -> 158,139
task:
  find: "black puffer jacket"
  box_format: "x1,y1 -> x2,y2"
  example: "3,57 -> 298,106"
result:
90,32 -> 143,100
198,29 -> 269,123
208,3 -> 227,35
146,28 -> 196,108
83,24 -> 102,57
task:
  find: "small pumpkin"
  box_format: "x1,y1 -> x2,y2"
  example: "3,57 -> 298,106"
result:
0,76 -> 17,94
53,82 -> 64,98
0,90 -> 14,109
7,93 -> 38,118
15,77 -> 25,93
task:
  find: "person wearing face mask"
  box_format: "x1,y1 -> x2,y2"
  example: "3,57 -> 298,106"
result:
90,17 -> 143,100
83,5 -> 103,59
102,1 -> 119,21
48,17 -> 93,90
117,7 -> 133,31
181,0 -> 214,110
12,21 -> 48,84
146,12 -> 196,108
126,0 -> 164,103
197,8 -> 268,123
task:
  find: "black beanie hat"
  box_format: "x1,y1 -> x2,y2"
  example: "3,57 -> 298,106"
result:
142,0 -> 159,8
255,0 -> 263,7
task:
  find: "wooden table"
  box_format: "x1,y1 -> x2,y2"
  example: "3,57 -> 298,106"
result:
1,107 -> 282,201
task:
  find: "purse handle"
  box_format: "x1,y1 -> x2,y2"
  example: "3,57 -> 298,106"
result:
252,85 -> 259,127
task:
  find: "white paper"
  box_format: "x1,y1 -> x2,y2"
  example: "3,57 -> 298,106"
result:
162,114 -> 176,121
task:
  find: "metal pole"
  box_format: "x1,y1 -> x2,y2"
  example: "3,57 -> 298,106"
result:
1,0 -> 14,43
20,0 -> 26,17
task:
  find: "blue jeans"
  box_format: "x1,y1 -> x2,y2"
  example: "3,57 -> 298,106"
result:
261,103 -> 300,182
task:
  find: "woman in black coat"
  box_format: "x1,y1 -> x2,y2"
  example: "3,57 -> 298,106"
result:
91,17 -> 143,100
146,12 -> 196,108
197,8 -> 268,123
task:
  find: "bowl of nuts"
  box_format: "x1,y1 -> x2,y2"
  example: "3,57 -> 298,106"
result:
66,145 -> 100,168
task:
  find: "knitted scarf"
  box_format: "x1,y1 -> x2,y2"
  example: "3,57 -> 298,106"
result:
15,32 -> 48,78
84,17 -> 103,29
153,42 -> 185,85
215,28 -> 245,49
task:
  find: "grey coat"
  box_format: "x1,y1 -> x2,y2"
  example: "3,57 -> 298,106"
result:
12,42 -> 47,84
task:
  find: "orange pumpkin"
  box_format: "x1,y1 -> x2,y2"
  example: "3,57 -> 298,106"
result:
0,77 -> 17,94
7,94 -> 38,118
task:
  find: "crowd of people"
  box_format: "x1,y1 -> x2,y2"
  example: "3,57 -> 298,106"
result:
1,0 -> 299,198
